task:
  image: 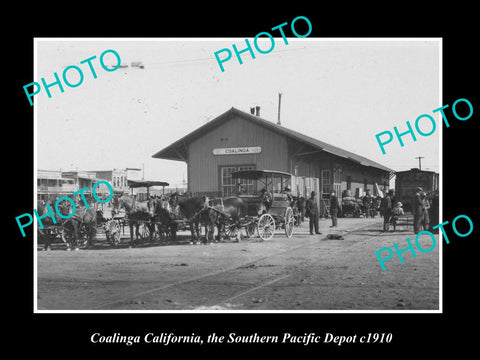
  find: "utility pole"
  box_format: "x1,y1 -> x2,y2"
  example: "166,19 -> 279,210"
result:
415,156 -> 424,170
277,92 -> 282,125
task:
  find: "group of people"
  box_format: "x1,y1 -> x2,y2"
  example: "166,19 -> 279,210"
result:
302,186 -> 431,235
240,180 -> 432,236
380,187 -> 430,233
304,190 -> 342,235
380,189 -> 402,232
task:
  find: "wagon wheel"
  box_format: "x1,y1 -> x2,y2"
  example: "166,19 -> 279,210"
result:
138,222 -> 151,242
60,226 -> 69,244
257,213 -> 275,241
78,225 -> 90,247
108,220 -> 122,245
284,207 -> 295,238
150,223 -> 162,242
112,228 -> 121,244
245,222 -> 256,238
224,223 -> 239,240
60,222 -> 75,250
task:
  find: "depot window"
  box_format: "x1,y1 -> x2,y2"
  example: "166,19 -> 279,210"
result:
220,165 -> 255,197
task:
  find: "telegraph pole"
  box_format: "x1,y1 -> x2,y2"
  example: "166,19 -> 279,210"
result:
277,92 -> 282,125
415,156 -> 424,170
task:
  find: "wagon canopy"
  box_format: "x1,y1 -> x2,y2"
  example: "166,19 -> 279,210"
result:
231,169 -> 292,181
127,180 -> 169,188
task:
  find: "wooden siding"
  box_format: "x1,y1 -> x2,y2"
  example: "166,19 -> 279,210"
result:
184,114 -> 391,198
188,116 -> 288,193
292,148 -> 388,198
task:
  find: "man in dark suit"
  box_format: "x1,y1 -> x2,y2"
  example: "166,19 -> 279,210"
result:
330,191 -> 341,227
306,191 -> 321,235
413,187 -> 430,234
362,189 -> 375,218
381,189 -> 395,232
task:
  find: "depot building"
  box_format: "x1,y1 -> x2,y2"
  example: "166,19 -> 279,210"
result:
152,107 -> 394,215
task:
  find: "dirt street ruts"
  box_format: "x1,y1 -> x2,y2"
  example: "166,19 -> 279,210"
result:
36,217 -> 439,311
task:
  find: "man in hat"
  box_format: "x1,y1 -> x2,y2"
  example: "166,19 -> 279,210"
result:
306,191 -> 321,235
283,186 -> 293,202
414,187 -> 430,233
330,191 -> 341,228
362,189 -> 375,218
381,189 -> 395,232
260,187 -> 272,211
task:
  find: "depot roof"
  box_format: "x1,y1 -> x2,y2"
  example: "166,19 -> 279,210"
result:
152,107 -> 394,173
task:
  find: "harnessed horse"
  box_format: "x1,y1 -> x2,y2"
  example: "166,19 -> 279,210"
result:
147,195 -> 178,241
168,193 -> 209,244
116,194 -> 154,247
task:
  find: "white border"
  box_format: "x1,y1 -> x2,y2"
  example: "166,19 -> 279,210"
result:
33,37 -> 443,314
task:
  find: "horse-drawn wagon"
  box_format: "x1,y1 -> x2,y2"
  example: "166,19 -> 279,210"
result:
36,199 -> 98,251
230,169 -> 296,241
113,180 -> 172,246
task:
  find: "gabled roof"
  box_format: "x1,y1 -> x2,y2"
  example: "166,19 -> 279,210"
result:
152,107 -> 394,173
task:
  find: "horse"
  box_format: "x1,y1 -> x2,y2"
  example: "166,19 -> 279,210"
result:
147,195 -> 178,241
63,203 -> 97,250
203,197 -> 248,242
116,194 -> 154,247
168,192 -> 209,244
197,206 -> 222,244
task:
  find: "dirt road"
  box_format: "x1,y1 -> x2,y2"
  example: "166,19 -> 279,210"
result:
36,217 -> 439,311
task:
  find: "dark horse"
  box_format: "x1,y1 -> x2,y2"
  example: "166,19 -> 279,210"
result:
168,192 -> 209,244
147,196 -> 178,241
117,194 -> 154,247
204,197 -> 248,242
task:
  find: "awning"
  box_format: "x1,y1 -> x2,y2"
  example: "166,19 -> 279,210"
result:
127,180 -> 169,188
232,169 -> 292,181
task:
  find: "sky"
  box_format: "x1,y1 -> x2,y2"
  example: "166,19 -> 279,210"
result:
36,38 -> 441,187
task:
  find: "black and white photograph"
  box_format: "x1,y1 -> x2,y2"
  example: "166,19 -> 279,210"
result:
33,38 -> 441,312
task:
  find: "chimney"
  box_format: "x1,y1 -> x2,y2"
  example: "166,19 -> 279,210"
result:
250,107 -> 255,115
255,106 -> 260,116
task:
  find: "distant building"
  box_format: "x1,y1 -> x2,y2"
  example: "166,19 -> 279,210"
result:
61,170 -> 110,201
37,167 -> 144,205
37,169 -> 77,202
88,168 -> 142,195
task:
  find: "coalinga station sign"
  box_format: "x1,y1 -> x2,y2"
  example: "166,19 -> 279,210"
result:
213,147 -> 262,155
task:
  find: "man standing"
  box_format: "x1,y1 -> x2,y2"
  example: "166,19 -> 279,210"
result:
362,189 -> 374,218
381,189 -> 395,232
414,187 -> 430,234
330,191 -> 341,228
306,191 -> 321,235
